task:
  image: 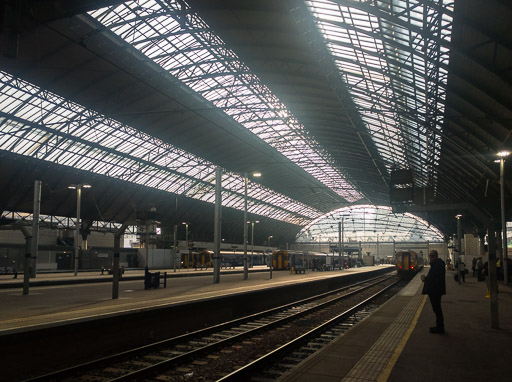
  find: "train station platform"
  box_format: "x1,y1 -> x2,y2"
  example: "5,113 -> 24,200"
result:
0,265 -> 270,289
281,267 -> 512,382
2,265 -> 509,382
0,265 -> 392,334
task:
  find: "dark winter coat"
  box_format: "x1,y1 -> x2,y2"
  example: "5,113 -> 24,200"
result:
422,258 -> 446,296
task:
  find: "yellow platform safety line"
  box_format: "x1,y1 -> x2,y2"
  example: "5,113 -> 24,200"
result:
377,295 -> 427,382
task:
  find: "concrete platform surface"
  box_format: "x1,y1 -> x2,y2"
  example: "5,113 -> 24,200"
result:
0,265 -> 392,333
281,267 -> 512,382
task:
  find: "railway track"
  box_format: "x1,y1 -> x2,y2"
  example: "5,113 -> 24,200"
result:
28,274 -> 400,382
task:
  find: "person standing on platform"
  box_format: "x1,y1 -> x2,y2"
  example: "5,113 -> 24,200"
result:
421,250 -> 446,334
455,256 -> 465,284
476,257 -> 484,281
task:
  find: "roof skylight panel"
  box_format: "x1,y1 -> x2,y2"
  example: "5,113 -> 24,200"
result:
89,1 -> 362,202
307,0 -> 452,177
0,72 -> 321,224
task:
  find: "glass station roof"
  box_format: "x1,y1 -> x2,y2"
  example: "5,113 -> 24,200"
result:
88,0 -> 363,203
0,0 -> 455,231
0,70 -> 321,225
306,0 -> 453,190
296,205 -> 444,243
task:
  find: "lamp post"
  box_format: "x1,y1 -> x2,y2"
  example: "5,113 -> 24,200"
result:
456,214 -> 462,284
248,220 -> 259,267
68,183 -> 91,276
213,167 -> 222,284
498,151 -> 510,285
182,222 -> 189,269
268,235 -> 273,279
243,172 -> 260,280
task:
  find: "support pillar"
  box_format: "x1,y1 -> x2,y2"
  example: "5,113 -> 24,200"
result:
500,157 -> 509,284
30,180 -> 41,278
243,173 -> 248,280
112,222 -> 129,299
20,225 -> 31,295
213,167 -> 222,284
173,224 -> 178,272
487,224 -> 499,329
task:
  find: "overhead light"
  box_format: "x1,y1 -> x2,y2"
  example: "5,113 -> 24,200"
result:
68,183 -> 92,189
252,172 -> 262,177
455,214 -> 462,219
497,151 -> 510,158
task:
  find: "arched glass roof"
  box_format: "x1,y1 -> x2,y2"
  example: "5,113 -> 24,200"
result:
305,0 -> 453,189
296,205 -> 444,243
88,0 -> 363,202
0,70 -> 321,225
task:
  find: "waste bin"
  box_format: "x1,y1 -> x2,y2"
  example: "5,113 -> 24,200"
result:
144,270 -> 160,289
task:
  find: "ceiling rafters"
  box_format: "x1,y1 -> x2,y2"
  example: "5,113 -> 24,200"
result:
0,71 -> 324,225
88,0 -> 364,203
304,0 -> 453,194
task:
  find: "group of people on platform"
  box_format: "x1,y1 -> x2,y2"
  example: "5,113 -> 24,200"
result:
421,249 -> 511,336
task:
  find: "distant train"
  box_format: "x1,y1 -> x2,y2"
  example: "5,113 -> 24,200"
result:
179,250 -> 267,269
272,250 -> 343,271
178,249 -> 347,272
395,250 -> 424,279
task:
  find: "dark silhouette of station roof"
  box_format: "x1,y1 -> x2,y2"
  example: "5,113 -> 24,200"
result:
0,0 -> 511,245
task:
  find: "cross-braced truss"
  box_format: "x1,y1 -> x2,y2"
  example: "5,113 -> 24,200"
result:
305,0 -> 453,191
88,0 -> 363,202
0,71 -> 321,226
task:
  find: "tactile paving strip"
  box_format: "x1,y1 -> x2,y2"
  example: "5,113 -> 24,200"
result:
341,292 -> 427,382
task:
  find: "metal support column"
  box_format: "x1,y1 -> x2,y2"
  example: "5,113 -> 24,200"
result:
243,173 -> 248,280
457,215 -> 462,284
173,224 -> 177,272
338,222 -> 341,270
112,222 -> 128,299
74,186 -> 82,276
501,158 -> 509,284
20,225 -> 31,295
268,236 -> 273,279
342,218 -> 345,267
145,221 -> 149,270
213,167 -> 222,284
251,222 -> 255,267
487,224 -> 499,328
30,180 -> 41,278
